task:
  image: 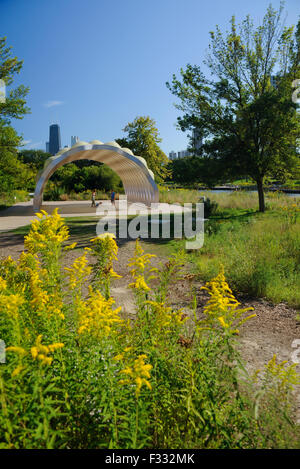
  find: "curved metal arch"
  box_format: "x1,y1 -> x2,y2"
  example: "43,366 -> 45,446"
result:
33,140 -> 159,212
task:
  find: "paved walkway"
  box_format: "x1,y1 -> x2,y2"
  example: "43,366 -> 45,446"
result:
0,200 -> 108,232
0,199 -> 190,232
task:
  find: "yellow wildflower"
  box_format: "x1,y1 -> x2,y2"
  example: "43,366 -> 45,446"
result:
77,287 -> 122,338
119,354 -> 152,396
145,300 -> 187,332
199,266 -> 255,333
0,293 -> 24,319
6,346 -> 27,356
11,364 -> 25,377
129,275 -> 150,292
0,276 -> 7,292
218,316 -> 229,328
30,335 -> 64,366
25,208 -> 69,254
65,254 -> 92,290
64,242 -> 77,251
128,239 -> 156,295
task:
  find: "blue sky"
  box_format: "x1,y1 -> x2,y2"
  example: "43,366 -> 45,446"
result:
1,0 -> 299,154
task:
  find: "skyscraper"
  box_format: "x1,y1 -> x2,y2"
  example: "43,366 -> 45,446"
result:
71,136 -> 79,146
49,124 -> 61,155
192,129 -> 202,153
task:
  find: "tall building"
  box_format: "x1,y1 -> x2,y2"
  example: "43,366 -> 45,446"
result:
49,124 -> 61,155
169,150 -> 191,160
178,150 -> 191,159
46,142 -> 49,153
71,135 -> 79,146
270,75 -> 278,88
192,129 -> 202,153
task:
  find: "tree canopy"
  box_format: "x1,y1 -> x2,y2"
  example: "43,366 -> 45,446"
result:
167,3 -> 300,211
0,37 -> 30,193
118,116 -> 170,181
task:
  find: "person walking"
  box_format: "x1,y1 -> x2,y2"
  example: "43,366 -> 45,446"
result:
91,189 -> 96,207
110,189 -> 116,206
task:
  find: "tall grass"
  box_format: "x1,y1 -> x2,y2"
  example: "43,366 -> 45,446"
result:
190,209 -> 300,307
159,185 -> 299,212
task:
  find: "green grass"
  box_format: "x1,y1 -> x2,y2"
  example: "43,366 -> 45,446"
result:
184,210 -> 300,308
159,189 -> 300,307
0,190 -> 29,211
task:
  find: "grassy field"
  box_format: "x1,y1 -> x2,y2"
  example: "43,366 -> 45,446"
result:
163,190 -> 300,308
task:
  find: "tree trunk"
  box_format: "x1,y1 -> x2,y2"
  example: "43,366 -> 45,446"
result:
257,178 -> 265,212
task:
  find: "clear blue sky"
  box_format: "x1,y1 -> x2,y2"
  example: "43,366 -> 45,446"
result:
1,0 -> 299,154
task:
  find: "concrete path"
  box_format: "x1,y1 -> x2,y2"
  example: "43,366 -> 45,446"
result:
0,199 -> 191,232
0,200 -> 107,232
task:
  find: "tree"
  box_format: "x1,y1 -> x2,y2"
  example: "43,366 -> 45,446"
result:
0,37 -> 30,124
120,116 -> 170,181
0,37 -> 30,193
18,149 -> 51,170
0,123 -> 34,192
169,155 -> 230,187
50,163 -> 123,193
167,4 -> 300,211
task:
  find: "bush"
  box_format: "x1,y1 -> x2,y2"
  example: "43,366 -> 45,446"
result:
49,163 -> 123,194
0,190 -> 29,210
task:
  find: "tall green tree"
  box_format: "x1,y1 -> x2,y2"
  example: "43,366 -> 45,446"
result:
0,37 -> 30,193
18,149 -> 51,170
0,37 -> 30,124
120,116 -> 170,181
167,3 -> 300,211
0,123 -> 34,192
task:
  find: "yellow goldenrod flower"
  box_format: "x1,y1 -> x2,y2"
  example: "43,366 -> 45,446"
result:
77,287 -> 123,339
0,276 -> 7,291
90,233 -> 116,242
0,293 -> 24,319
199,266 -> 255,333
145,300 -> 187,332
119,354 -> 152,397
11,364 -> 25,377
129,275 -> 150,292
64,242 -> 77,251
89,233 -> 120,294
6,346 -> 27,356
65,254 -> 92,290
128,239 -> 156,295
30,335 -> 64,366
25,208 -> 69,254
218,316 -> 229,328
